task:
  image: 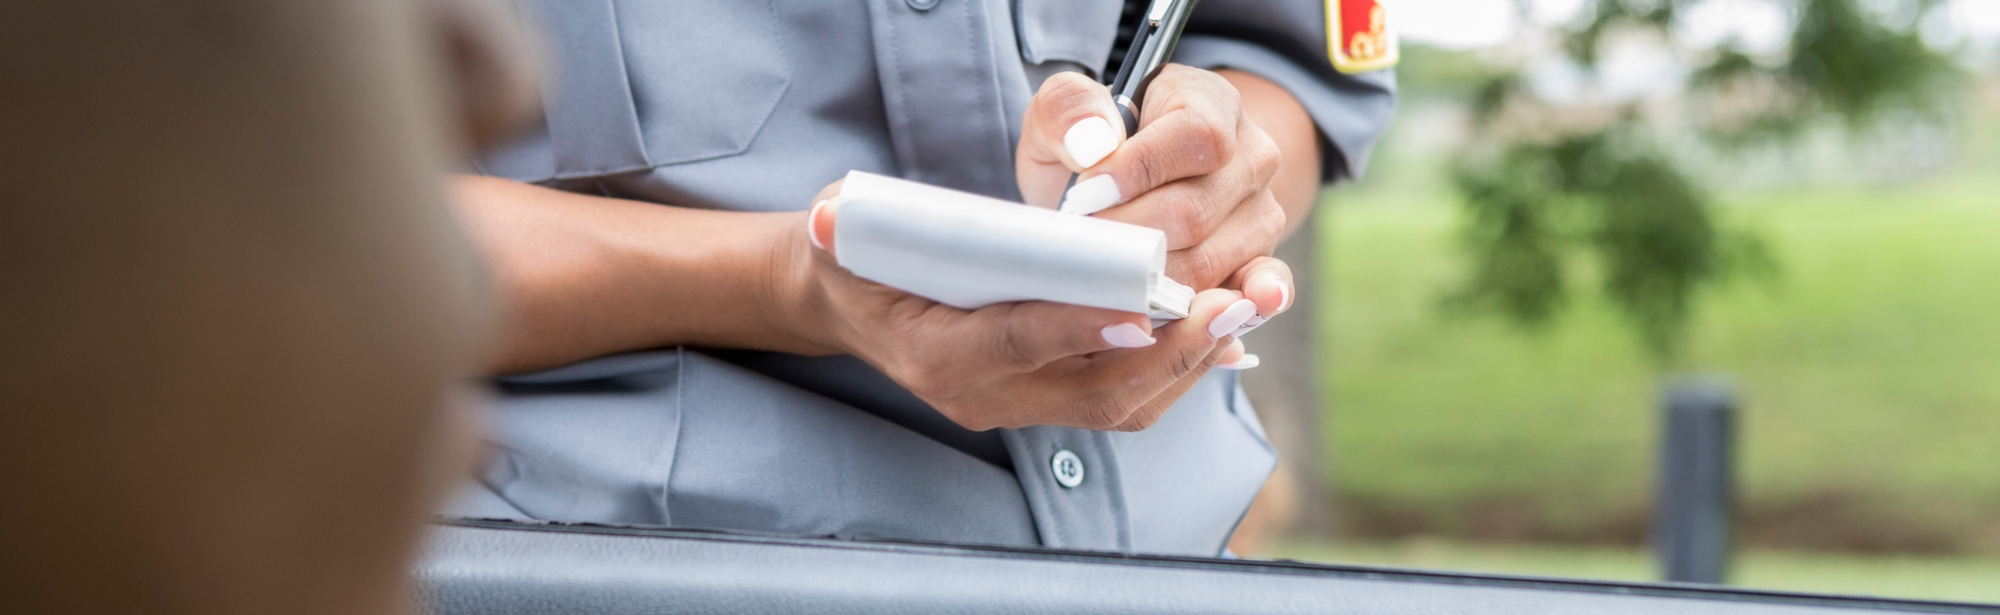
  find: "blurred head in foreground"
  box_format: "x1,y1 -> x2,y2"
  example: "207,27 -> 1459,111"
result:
0,0 -> 533,613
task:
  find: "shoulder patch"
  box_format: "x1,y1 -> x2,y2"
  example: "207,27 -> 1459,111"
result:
1328,0 -> 1398,74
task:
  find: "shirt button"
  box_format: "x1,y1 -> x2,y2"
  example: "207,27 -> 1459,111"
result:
1050,449 -> 1085,488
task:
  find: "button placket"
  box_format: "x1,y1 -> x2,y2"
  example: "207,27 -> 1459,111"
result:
1000,427 -> 1131,552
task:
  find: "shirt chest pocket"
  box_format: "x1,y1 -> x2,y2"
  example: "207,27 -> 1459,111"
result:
1015,0 -> 1124,76
489,0 -> 792,182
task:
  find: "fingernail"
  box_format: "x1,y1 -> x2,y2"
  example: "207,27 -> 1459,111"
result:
1233,315 -> 1268,337
1100,323 -> 1157,348
1060,174 -> 1123,216
1064,116 -> 1119,168
1251,270 -> 1290,315
1218,354 -> 1261,370
1209,299 -> 1259,339
807,200 -> 829,250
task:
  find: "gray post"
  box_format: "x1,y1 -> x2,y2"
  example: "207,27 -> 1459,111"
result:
1655,376 -> 1736,584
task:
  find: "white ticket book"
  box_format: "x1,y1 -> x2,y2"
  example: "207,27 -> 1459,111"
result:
833,170 -> 1195,323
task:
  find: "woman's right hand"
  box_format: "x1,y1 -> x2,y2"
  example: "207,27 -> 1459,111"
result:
776,183 -> 1255,432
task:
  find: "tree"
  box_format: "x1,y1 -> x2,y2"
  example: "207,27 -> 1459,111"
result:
1449,0 -> 1961,363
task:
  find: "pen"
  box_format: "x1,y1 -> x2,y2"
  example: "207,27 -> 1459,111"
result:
1058,0 -> 1199,216
1105,0 -> 1200,138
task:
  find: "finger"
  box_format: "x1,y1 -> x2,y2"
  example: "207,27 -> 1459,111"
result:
1059,65 -> 1249,216
1089,128 -> 1276,250
1048,289 -> 1252,429
1216,338 -> 1249,367
1225,256 -> 1295,318
1114,336 -> 1260,431
1214,338 -> 1259,370
1017,72 -> 1124,208
1162,189 -> 1287,289
940,301 -> 1155,379
1109,340 -> 1236,431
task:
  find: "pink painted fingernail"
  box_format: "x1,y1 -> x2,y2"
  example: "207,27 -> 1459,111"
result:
1100,323 -> 1157,348
807,200 -> 829,250
1218,354 -> 1261,370
1059,175 -> 1123,216
1248,270 -> 1291,315
1064,116 -> 1120,168
1208,299 -> 1258,339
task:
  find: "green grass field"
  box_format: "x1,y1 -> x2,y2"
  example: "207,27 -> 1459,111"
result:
1317,165 -> 2000,549
1272,538 -> 2000,604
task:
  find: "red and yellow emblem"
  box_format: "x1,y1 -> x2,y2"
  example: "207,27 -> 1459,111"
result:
1328,0 -> 1398,74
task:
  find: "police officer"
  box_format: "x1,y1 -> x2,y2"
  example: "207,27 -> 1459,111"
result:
445,0 -> 1396,556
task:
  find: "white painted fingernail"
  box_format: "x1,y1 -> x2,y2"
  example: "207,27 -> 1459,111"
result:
807,200 -> 829,250
1059,174 -> 1123,216
1100,323 -> 1157,348
1209,299 -> 1259,339
1064,116 -> 1119,168
1233,315 -> 1268,337
1218,354 -> 1261,370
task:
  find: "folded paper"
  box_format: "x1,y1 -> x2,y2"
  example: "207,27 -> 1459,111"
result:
835,171 -> 1192,320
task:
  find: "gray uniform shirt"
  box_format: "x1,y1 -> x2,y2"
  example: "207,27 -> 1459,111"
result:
450,0 -> 1396,557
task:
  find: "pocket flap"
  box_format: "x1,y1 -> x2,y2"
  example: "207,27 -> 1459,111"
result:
481,0 -> 792,182
1015,0 -> 1123,75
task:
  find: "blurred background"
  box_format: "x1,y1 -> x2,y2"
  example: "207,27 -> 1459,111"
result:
1248,0 -> 2000,603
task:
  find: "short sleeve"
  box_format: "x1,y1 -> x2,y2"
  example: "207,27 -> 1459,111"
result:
1173,0 -> 1398,184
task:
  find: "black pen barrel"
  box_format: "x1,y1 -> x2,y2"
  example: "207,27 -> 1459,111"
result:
1107,0 -> 1199,136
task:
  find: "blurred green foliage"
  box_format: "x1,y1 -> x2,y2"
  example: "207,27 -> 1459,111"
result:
1449,0 -> 1959,362
1448,131 -> 1779,354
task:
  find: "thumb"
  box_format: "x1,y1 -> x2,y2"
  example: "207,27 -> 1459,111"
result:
1016,72 -> 1124,209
